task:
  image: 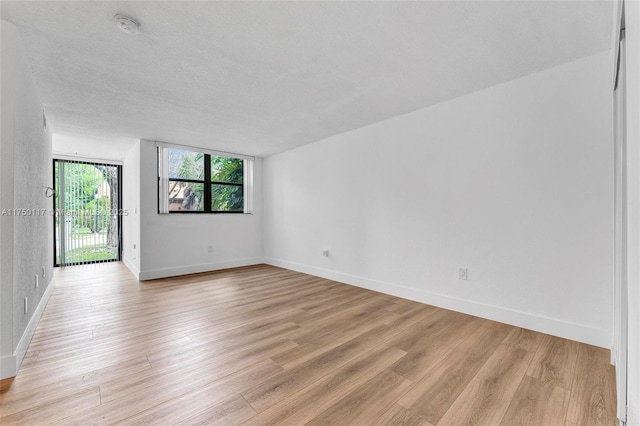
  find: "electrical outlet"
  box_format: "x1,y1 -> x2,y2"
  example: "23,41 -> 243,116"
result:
459,268 -> 468,280
24,297 -> 28,314
207,245 -> 214,253
322,249 -> 329,258
35,274 -> 39,288
133,243 -> 136,249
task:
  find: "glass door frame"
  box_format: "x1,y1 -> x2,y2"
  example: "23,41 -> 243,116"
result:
52,158 -> 123,266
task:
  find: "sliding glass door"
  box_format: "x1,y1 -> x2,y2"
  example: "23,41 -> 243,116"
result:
53,159 -> 122,266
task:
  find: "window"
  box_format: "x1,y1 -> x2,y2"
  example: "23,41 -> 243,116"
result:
210,155 -> 244,212
167,149 -> 205,212
158,144 -> 253,214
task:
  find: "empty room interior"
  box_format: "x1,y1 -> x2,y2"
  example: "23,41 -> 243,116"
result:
1,1 -> 639,425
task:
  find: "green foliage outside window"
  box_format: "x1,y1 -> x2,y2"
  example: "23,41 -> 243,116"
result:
211,156 -> 243,212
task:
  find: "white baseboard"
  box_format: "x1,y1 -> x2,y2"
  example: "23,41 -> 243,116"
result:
122,256 -> 140,279
139,257 -> 264,280
628,402 -> 639,426
265,257 -> 610,348
611,346 -> 617,366
11,275 -> 55,377
0,354 -> 16,379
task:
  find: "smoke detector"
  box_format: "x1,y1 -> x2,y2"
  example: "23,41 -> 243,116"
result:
114,14 -> 141,35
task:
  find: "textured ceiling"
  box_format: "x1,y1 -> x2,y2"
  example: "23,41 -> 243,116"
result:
3,1 -> 612,158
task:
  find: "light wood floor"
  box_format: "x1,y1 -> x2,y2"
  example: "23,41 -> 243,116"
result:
0,263 -> 617,425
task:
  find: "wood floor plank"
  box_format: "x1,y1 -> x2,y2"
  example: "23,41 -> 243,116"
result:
0,377 -> 14,393
241,345 -> 407,425
526,334 -> 579,390
0,356 -> 151,415
437,344 -> 534,425
305,370 -> 413,426
176,394 -> 257,426
503,327 -> 546,353
500,375 -> 571,426
16,334 -> 192,382
289,291 -> 383,326
372,404 -> 432,426
148,336 -> 298,371
482,319 -> 516,336
99,343 -> 285,404
384,298 -> 425,313
0,263 -> 617,425
272,307 -> 398,370
386,303 -> 443,331
26,329 -> 94,352
23,329 -> 191,367
398,325 -> 509,424
389,314 -> 484,382
565,344 -> 617,426
122,382 -> 256,425
51,359 -> 284,425
287,297 -> 397,344
241,321 -> 404,413
185,321 -> 301,359
0,387 -> 101,425
385,308 -> 454,352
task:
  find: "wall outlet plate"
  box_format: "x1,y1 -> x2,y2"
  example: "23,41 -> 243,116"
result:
459,268 -> 468,280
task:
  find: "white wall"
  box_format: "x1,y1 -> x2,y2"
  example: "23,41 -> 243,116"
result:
0,20 -> 17,380
1,21 -> 54,379
137,139 -> 263,280
264,51 -> 613,348
122,141 -> 141,277
624,0 -> 640,423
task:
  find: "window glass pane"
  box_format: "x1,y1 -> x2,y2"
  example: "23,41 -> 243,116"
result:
212,184 -> 243,212
211,156 -> 243,184
168,149 -> 204,180
169,181 -> 204,211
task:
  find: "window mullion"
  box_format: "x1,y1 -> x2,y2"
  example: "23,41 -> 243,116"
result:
204,154 -> 211,212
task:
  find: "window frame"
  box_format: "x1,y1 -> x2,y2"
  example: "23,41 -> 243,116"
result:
157,143 -> 253,215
